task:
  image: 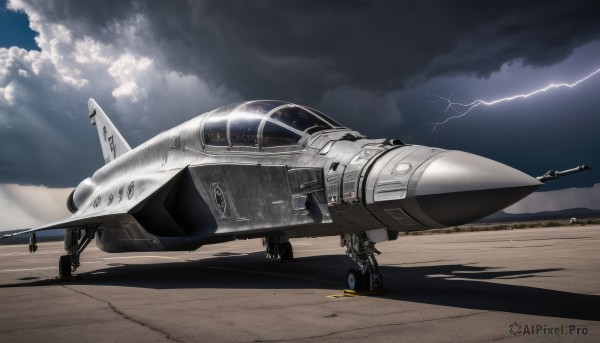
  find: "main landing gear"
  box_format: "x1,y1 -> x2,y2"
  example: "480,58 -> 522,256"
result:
341,232 -> 384,291
28,232 -> 37,253
263,235 -> 294,261
59,228 -> 96,278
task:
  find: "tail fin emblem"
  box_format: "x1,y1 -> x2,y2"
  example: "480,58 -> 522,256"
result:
108,136 -> 116,158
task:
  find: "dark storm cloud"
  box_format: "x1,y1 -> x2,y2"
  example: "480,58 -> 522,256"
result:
3,0 -> 599,190
20,0 -> 600,102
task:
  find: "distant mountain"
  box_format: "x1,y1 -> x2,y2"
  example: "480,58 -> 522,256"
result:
477,207 -> 600,223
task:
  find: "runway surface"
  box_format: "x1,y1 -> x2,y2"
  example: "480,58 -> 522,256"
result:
1,226 -> 599,342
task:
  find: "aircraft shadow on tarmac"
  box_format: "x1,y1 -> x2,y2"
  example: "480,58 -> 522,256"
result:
1,253 -> 598,321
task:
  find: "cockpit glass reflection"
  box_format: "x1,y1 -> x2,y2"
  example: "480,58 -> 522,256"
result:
270,106 -> 332,134
230,115 -> 261,147
204,110 -> 230,146
263,121 -> 302,147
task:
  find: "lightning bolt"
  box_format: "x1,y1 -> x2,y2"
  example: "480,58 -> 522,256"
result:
431,66 -> 600,130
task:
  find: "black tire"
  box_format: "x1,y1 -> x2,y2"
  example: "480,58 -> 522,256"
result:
59,255 -> 72,277
346,268 -> 363,291
363,271 -> 371,290
280,242 -> 294,261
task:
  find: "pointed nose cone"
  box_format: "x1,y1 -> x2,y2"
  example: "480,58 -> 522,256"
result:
414,151 -> 542,226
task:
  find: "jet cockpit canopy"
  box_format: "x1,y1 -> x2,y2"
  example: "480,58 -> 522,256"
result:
200,100 -> 345,150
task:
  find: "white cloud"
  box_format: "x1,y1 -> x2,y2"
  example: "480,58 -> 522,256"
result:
0,81 -> 16,104
73,38 -> 112,65
0,184 -> 72,231
505,183 -> 600,214
0,0 -> 241,189
108,53 -> 152,102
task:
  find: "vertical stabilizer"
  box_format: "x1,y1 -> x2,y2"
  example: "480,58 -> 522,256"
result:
88,98 -> 132,164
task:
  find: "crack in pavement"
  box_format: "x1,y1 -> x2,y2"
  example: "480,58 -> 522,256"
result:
60,285 -> 183,343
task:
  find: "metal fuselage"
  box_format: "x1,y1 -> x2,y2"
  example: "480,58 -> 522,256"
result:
69,102 -> 541,253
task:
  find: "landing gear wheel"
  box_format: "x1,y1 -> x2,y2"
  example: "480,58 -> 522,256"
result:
280,242 -> 294,261
341,233 -> 386,290
263,236 -> 293,261
59,255 -> 72,277
363,270 -> 371,290
346,268 -> 364,291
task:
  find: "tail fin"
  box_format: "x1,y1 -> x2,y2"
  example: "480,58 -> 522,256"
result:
88,98 -> 132,164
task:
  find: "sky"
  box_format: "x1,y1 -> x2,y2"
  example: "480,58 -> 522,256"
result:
0,0 -> 599,229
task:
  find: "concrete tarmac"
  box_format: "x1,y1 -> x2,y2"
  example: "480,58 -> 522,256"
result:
0,226 -> 599,342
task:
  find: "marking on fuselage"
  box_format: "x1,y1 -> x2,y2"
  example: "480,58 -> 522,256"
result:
92,195 -> 101,208
343,173 -> 356,182
118,185 -> 124,202
127,181 -> 134,199
213,184 -> 227,216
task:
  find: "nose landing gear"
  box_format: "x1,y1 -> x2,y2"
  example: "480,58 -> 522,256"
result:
341,232 -> 384,291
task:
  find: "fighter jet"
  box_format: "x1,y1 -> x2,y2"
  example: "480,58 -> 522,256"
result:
2,99 -> 590,291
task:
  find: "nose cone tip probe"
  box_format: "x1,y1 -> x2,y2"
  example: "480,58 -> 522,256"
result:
414,151 -> 541,226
